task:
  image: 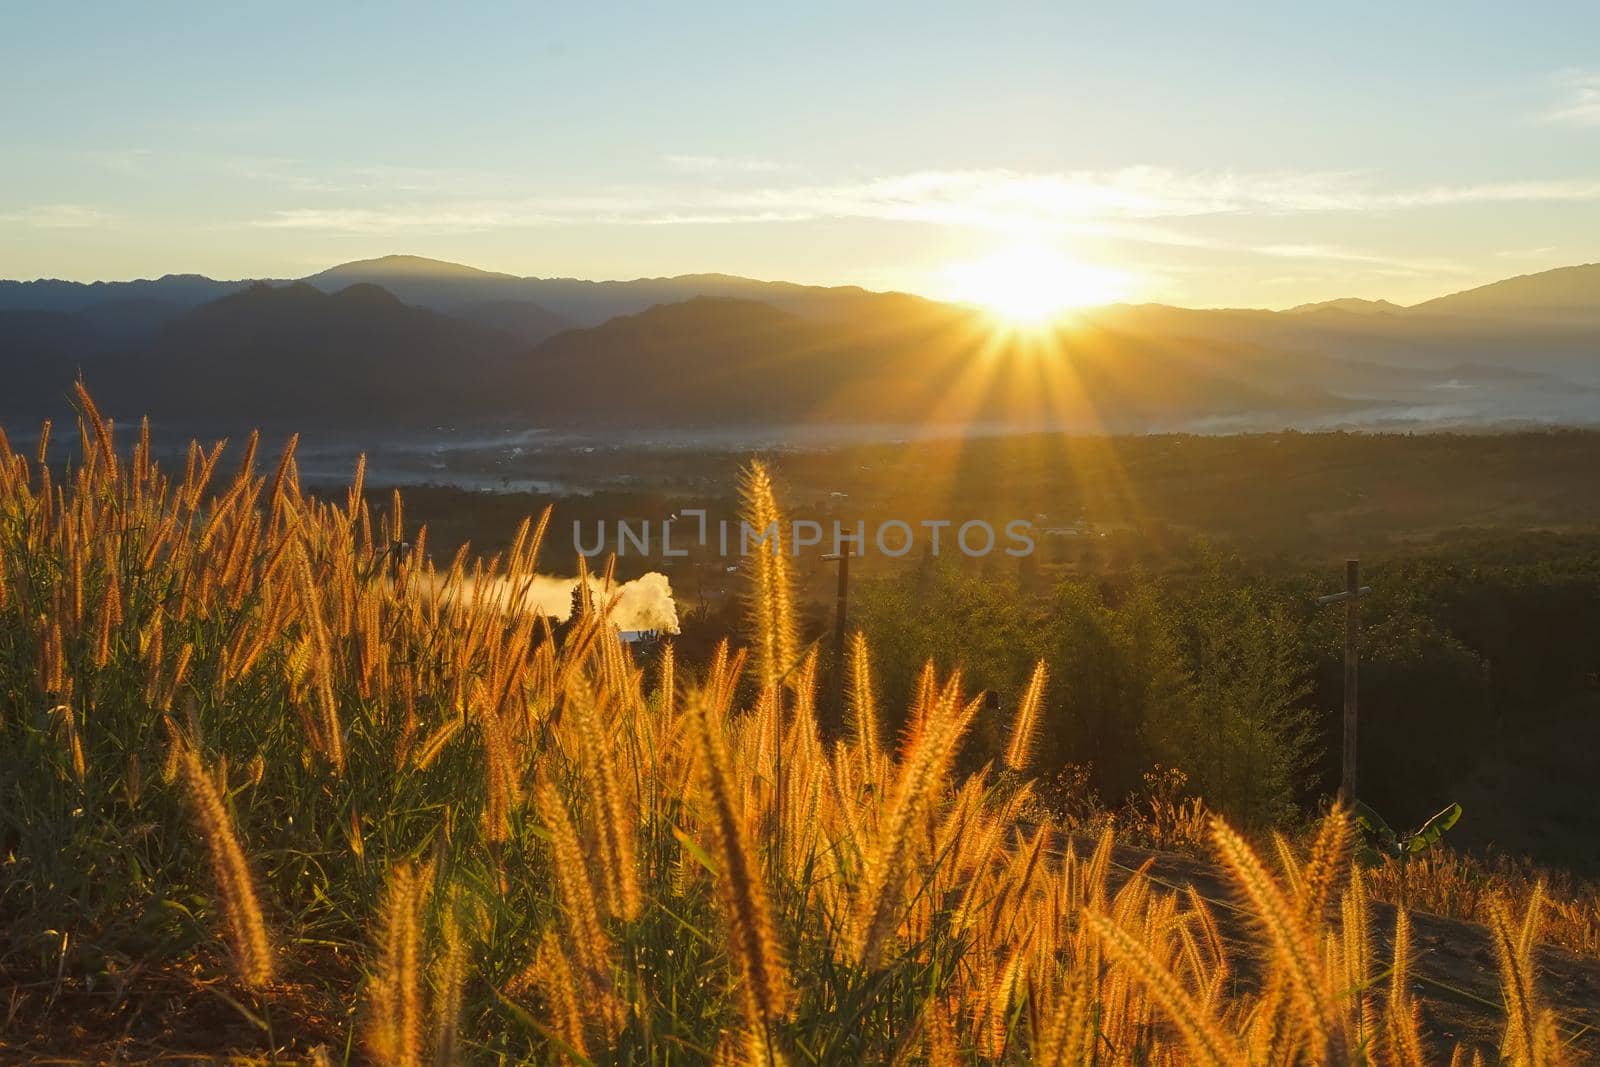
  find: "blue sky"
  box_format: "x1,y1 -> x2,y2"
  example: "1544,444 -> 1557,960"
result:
3,2 -> 1598,307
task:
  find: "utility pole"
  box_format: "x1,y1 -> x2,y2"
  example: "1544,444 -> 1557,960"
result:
1317,560 -> 1371,806
822,549 -> 852,731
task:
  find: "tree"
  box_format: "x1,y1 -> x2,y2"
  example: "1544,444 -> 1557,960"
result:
854,562 -> 1035,762
1162,570 -> 1317,827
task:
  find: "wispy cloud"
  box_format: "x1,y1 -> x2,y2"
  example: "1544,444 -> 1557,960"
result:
1495,245 -> 1559,259
1250,243 -> 1470,277
749,168 -> 1600,222
1543,70 -> 1600,126
662,154 -> 788,175
251,188 -> 823,233
0,204 -> 111,229
247,166 -> 1600,237
1376,179 -> 1600,207
730,167 -> 1359,224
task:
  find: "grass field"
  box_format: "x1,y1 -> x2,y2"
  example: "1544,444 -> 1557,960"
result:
0,389 -> 1579,1064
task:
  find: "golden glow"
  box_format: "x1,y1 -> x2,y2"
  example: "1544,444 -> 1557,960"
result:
942,242 -> 1130,324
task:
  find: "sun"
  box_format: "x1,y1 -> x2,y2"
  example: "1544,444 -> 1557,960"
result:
942,242 -> 1130,325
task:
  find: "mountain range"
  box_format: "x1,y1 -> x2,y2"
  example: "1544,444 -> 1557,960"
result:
2,255 -> 1598,432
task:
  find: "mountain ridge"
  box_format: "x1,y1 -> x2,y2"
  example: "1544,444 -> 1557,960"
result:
1409,262 -> 1600,321
51,281 -> 527,424
6,255 -> 1597,324
2,258 -> 1599,431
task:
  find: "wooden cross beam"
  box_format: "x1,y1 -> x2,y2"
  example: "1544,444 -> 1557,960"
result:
1318,560 -> 1371,807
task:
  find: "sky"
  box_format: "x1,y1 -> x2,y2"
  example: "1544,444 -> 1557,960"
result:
3,2 -> 1599,309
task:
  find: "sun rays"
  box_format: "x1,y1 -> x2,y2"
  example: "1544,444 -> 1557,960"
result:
942,240 -> 1132,327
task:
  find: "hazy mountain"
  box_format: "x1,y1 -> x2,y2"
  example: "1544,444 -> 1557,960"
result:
1287,297 -> 1404,316
0,297 -> 195,412
304,255 -> 532,310
0,274 -> 264,361
306,254 -> 927,327
34,282 -> 527,423
1408,263 -> 1600,323
1086,292 -> 1600,379
448,299 -> 572,343
0,273 -> 256,316
516,297 -> 837,422
504,273 -> 931,327
512,296 -> 1350,428
3,258 -> 1600,432
0,302 -> 169,359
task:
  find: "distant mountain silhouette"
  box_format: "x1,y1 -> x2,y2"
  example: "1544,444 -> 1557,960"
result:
512,296 -> 1349,428
518,297 -> 836,422
1083,289 -> 1600,377
0,273 -> 256,316
304,255 -> 532,310
1286,297 -> 1404,316
303,258 -> 575,340
306,254 -> 928,327
448,299 -> 572,343
3,258 -> 1600,431
55,282 -> 526,423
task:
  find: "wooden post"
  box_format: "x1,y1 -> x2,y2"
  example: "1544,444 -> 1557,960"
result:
1317,560 -> 1370,807
824,549 -> 852,731
1341,559 -> 1359,805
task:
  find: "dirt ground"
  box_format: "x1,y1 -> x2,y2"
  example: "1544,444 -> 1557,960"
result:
1094,839 -> 1600,1060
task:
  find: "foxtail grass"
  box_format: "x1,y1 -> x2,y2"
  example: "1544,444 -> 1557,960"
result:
170,730 -> 275,988
366,862 -> 430,1067
1003,659 -> 1048,773
685,690 -> 792,1038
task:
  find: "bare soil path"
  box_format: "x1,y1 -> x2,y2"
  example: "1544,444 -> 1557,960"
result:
1088,838 -> 1600,1060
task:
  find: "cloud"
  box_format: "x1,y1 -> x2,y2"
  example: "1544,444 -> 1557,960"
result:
732,167 -> 1343,224
745,168 -> 1600,222
663,154 -> 788,175
251,194 -> 818,234
1250,243 -> 1471,276
1374,178 -> 1600,207
247,166 -> 1600,237
1495,245 -> 1559,259
1543,70 -> 1600,126
0,204 -> 110,229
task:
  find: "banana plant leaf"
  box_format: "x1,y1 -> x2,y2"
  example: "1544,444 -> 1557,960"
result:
1352,799 -> 1461,864
1404,802 -> 1463,854
1352,800 -> 1398,845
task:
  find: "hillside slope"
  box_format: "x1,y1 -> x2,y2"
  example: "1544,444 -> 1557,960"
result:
306,254 -> 935,326
514,295 -> 1351,427
3,258 -> 1599,430
79,282 -> 527,421
1085,838 -> 1600,1059
1410,263 -> 1600,322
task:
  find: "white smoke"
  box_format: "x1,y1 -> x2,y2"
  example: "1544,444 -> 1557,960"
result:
586,571 -> 680,633
407,570 -> 679,634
